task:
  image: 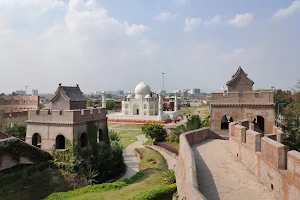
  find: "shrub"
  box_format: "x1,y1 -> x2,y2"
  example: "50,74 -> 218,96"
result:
142,123 -> 166,142
108,130 -> 121,141
121,171 -> 144,184
162,169 -> 176,184
134,183 -> 177,200
85,166 -> 99,185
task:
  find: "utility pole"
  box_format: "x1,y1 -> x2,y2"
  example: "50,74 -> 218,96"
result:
162,72 -> 165,94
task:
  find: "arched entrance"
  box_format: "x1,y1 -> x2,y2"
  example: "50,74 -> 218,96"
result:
32,133 -> 41,148
56,135 -> 65,149
99,129 -> 104,142
252,116 -> 264,133
221,115 -> 233,130
132,104 -> 139,115
81,133 -> 88,148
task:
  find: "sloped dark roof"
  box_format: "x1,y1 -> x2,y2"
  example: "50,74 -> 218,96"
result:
226,66 -> 254,85
51,85 -> 86,102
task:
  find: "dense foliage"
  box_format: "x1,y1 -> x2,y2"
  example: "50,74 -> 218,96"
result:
162,169 -> 176,184
108,130 -> 121,141
142,123 -> 166,142
106,100 -> 116,110
168,115 -> 204,143
282,92 -> 300,151
134,183 -> 177,200
274,89 -> 294,117
2,122 -> 27,141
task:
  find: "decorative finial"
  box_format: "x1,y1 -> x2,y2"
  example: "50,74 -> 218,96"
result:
76,84 -> 79,87
59,83 -> 62,86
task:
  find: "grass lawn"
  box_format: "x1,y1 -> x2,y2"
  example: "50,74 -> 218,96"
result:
108,123 -> 121,127
179,105 -> 209,119
114,129 -> 142,147
67,148 -> 167,200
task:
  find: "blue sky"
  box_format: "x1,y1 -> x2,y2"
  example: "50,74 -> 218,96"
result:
0,0 -> 299,94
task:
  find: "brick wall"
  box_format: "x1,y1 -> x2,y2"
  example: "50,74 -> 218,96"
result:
0,96 -> 39,111
175,128 -> 224,200
229,122 -> 300,200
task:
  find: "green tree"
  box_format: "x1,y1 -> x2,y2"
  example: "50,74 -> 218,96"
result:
2,122 -> 27,141
274,89 -> 293,117
185,115 -> 202,131
108,130 -> 120,141
87,99 -> 94,107
141,123 -> 165,142
106,100 -> 116,110
282,92 -> 300,151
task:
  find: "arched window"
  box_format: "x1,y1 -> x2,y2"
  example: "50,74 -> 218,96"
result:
99,129 -> 104,142
56,135 -> 65,149
32,133 -> 41,148
221,115 -> 233,130
253,116 -> 264,133
81,133 -> 88,148
144,104 -> 147,109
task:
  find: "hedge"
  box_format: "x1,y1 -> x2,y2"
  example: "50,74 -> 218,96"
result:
134,183 -> 177,200
46,171 -> 145,200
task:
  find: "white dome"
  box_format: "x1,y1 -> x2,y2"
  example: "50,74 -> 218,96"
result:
135,81 -> 151,99
145,94 -> 151,98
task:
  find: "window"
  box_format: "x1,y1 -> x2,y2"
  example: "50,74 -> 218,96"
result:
99,129 -> 104,142
81,133 -> 88,148
144,104 -> 147,109
56,135 -> 65,149
32,133 -> 41,148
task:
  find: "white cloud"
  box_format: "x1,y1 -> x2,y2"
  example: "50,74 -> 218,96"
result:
154,12 -> 179,22
220,48 -> 245,62
184,17 -> 202,32
204,15 -> 221,25
271,0 -> 300,20
228,13 -> 253,27
125,22 -> 150,35
175,0 -> 188,5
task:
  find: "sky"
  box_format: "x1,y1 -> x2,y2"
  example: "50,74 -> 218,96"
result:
0,0 -> 299,94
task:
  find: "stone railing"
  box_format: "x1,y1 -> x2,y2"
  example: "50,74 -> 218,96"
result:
176,128 -> 223,200
229,122 -> 300,200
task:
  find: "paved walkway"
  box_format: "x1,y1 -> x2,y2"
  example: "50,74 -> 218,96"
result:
117,135 -> 147,180
192,139 -> 275,200
149,145 -> 177,170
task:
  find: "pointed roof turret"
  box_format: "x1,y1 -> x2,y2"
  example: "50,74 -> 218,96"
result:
226,66 -> 254,93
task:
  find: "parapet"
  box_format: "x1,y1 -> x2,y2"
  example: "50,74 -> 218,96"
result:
27,108 -> 106,124
211,91 -> 274,105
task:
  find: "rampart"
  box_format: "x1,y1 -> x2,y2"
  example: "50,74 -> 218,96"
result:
211,91 -> 274,105
3,111 -> 28,126
0,137 -> 51,171
175,128 -> 223,200
27,108 -> 106,124
229,122 -> 300,200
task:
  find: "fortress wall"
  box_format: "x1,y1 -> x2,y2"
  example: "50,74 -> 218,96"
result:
229,122 -> 300,200
211,91 -> 274,104
28,108 -> 106,124
176,128 -> 224,200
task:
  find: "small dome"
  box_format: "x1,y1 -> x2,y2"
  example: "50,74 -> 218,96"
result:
145,94 -> 151,98
135,81 -> 151,99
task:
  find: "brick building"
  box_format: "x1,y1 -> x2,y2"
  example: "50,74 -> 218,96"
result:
0,96 -> 39,112
25,84 -> 108,154
210,67 -> 275,134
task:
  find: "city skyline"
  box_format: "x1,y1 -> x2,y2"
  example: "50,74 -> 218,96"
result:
0,0 -> 299,93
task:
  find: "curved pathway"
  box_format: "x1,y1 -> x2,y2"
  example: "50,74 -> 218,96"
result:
117,134 -> 147,180
149,145 -> 177,170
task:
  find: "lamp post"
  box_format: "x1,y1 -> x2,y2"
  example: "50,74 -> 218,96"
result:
162,72 -> 165,94
277,103 -> 286,128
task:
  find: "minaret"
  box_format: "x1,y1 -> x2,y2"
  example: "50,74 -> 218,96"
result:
174,92 -> 178,112
102,91 -> 106,108
158,90 -> 163,120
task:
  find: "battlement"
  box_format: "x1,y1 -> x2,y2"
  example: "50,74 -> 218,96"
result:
229,122 -> 300,199
27,108 -> 106,124
211,91 -> 274,105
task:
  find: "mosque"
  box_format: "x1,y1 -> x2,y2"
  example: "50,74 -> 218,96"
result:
107,81 -> 179,123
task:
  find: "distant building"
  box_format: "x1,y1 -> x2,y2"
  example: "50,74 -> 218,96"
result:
32,89 -> 38,96
0,96 -> 40,112
190,88 -> 201,94
15,90 -> 26,96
